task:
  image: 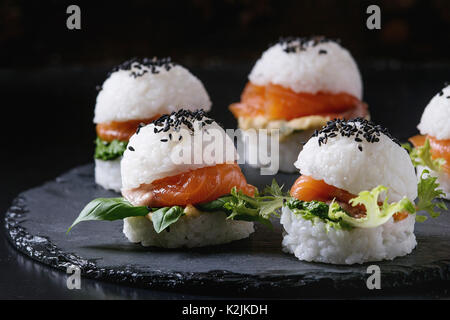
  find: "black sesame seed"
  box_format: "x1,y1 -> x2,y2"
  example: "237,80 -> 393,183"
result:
128,146 -> 135,151
313,117 -> 400,148
358,145 -> 363,152
278,36 -> 340,54
160,139 -> 168,142
107,57 -> 176,79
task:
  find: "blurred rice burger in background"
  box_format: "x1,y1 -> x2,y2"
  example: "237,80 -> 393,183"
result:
93,58 -> 211,192
229,36 -> 369,173
408,84 -> 450,200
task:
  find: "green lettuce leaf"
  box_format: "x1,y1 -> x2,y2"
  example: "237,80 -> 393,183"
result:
67,198 -> 149,233
328,185 -> 416,228
286,198 -> 353,231
197,187 -> 273,227
415,169 -> 448,221
94,137 -> 128,161
403,139 -> 446,172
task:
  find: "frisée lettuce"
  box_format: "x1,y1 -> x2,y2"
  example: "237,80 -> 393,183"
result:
328,186 -> 416,228
402,139 -> 446,172
265,173 -> 447,231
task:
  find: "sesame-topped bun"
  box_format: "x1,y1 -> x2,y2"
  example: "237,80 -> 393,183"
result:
417,84 -> 450,140
248,37 -> 363,99
94,58 -> 211,124
295,118 -> 417,202
121,110 -> 237,190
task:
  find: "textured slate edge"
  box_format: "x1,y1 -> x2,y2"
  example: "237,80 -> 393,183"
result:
4,190 -> 450,297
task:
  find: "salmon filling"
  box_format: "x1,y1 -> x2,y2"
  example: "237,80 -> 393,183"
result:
96,115 -> 160,142
290,175 -> 409,221
409,134 -> 450,175
123,163 -> 256,207
229,82 -> 368,121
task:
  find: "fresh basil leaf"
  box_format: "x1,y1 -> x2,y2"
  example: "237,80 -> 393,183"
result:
151,206 -> 184,233
94,137 -> 128,161
68,198 -> 149,233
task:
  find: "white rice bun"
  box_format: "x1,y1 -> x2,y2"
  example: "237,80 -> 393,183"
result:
417,165 -> 450,200
240,129 -> 315,173
417,85 -> 450,140
123,213 -> 254,248
94,158 -> 122,192
94,63 -> 211,124
249,39 -> 362,99
280,206 -> 416,264
295,121 -> 418,202
121,113 -> 237,190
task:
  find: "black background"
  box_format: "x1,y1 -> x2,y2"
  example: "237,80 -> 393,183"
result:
1,0 -> 449,299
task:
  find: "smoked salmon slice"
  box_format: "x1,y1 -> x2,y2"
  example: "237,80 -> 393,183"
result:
409,134 -> 450,175
123,163 -> 256,207
96,115 -> 160,142
290,175 -> 408,221
230,82 -> 365,121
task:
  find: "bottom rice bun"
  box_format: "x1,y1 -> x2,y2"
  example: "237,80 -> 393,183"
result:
94,158 -> 122,192
281,207 -> 416,265
68,110 -> 271,248
123,212 -> 254,248
409,84 -> 450,200
282,118 -> 420,264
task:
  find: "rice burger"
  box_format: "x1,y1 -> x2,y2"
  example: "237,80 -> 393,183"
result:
230,37 -> 369,172
70,110 -> 271,248
268,118 -> 446,264
94,58 -> 211,192
408,84 -> 450,199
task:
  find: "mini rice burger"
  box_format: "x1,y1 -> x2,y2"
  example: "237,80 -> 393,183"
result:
266,118 -> 446,264
70,110 -> 271,248
408,84 -> 450,200
93,57 -> 211,192
229,37 -> 369,173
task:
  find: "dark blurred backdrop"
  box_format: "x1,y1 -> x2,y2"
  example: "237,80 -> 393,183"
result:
1,0 -> 450,67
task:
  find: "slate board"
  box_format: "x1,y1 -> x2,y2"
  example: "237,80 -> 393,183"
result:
4,164 -> 450,297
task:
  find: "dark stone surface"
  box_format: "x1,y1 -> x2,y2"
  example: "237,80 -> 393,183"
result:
4,164 -> 450,297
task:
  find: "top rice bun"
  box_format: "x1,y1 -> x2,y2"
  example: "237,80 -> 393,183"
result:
94,58 -> 212,124
417,84 -> 450,140
121,110 -> 237,190
295,118 -> 417,202
248,37 -> 363,99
